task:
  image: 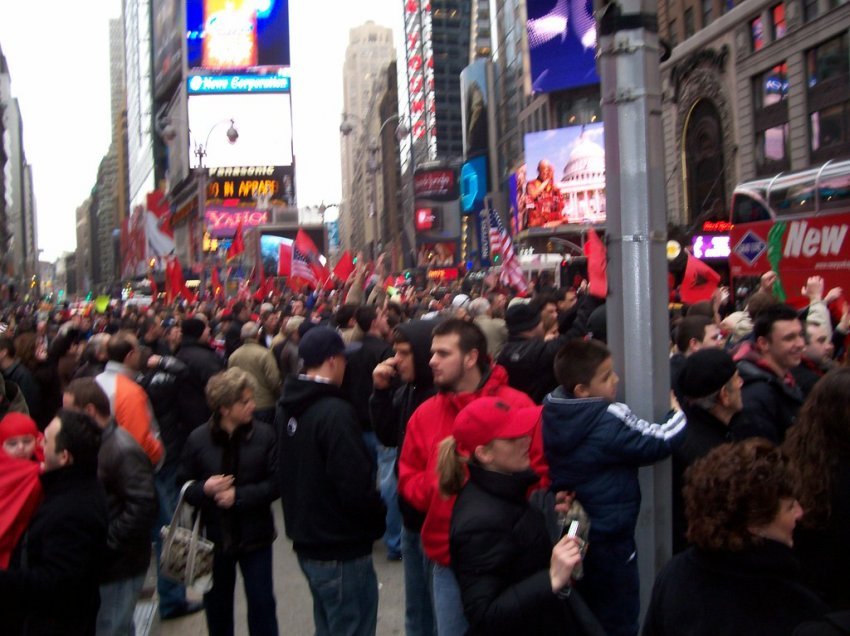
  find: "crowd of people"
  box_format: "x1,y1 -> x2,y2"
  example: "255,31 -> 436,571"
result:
0,262 -> 848,636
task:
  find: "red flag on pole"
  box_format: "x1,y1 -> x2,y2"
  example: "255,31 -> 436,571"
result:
333,250 -> 355,282
680,253 -> 721,304
149,273 -> 158,300
583,228 -> 608,298
226,221 -> 245,262
278,242 -> 292,277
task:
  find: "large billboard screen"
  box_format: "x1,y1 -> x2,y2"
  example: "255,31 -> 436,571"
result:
188,93 -> 293,168
153,0 -> 183,98
186,0 -> 291,71
460,60 -> 490,159
260,227 -> 325,276
519,122 -> 606,230
460,156 -> 488,214
526,0 -> 599,94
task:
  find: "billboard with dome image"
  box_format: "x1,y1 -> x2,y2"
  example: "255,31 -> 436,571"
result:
517,122 -> 605,232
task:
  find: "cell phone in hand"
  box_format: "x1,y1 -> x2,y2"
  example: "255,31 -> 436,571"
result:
561,519 -> 580,539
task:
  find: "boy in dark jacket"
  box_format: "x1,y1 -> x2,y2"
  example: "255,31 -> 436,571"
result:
542,339 -> 686,636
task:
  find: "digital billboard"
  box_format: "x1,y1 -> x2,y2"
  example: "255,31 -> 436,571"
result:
460,156 -> 488,214
519,122 -> 606,230
526,0 -> 599,94
259,227 -> 325,276
403,0 -> 437,158
188,92 -> 293,168
186,0 -> 291,71
206,166 -> 294,207
417,242 -> 457,268
460,60 -> 490,159
153,0 -> 184,98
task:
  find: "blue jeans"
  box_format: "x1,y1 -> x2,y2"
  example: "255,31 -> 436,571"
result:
402,529 -> 436,636
204,545 -> 278,636
377,445 -> 402,556
97,573 -> 146,636
430,561 -> 468,636
297,554 -> 378,636
153,460 -> 188,617
577,536 -> 640,636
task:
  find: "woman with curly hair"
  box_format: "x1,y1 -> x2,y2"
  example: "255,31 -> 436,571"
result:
643,439 -> 828,635
783,367 -> 850,610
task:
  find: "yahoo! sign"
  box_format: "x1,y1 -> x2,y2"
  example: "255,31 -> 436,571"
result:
205,208 -> 269,237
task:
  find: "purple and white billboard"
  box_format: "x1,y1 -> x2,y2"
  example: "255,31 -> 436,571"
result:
526,0 -> 599,94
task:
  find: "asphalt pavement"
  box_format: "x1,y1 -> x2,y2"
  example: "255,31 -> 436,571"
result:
145,501 -> 406,635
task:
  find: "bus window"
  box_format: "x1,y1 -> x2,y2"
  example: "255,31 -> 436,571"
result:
768,171 -> 818,216
818,167 -> 850,213
731,192 -> 771,223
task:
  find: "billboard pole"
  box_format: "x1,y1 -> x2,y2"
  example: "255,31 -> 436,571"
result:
596,0 -> 672,620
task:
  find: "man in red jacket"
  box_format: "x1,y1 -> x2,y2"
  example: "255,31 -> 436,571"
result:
398,319 -> 548,636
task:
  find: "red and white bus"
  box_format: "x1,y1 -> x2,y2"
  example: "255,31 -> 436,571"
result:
729,158 -> 850,306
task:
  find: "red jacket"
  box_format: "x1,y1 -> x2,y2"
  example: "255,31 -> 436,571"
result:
398,365 -> 548,565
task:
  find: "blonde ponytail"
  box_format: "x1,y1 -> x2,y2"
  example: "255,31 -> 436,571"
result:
437,436 -> 469,496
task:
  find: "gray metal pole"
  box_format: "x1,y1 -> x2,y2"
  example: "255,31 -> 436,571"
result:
597,0 -> 672,620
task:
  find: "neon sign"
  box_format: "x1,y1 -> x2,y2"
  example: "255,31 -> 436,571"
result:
692,235 -> 731,259
701,220 -> 732,233
205,208 -> 269,237
187,74 -> 290,94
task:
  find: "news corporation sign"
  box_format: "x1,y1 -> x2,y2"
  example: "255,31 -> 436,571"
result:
187,74 -> 291,95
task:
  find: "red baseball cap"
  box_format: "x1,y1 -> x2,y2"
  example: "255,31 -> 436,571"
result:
453,398 -> 541,458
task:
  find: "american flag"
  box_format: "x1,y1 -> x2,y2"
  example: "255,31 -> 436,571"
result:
489,209 -> 528,293
292,245 -> 318,285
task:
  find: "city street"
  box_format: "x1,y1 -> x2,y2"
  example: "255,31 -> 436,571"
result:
144,502 -> 405,635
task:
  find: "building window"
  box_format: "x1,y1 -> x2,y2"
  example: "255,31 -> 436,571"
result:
807,33 -> 850,160
703,0 -> 713,27
803,0 -> 819,21
723,0 -> 735,13
753,63 -> 788,107
756,123 -> 790,173
771,4 -> 787,40
669,19 -> 678,47
751,15 -> 766,51
684,7 -> 695,37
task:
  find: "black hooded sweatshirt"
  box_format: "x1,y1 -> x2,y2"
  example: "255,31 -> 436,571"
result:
276,376 -> 385,561
370,319 -> 439,531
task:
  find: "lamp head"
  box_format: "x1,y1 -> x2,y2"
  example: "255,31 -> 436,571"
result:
226,120 -> 239,144
339,120 -> 355,136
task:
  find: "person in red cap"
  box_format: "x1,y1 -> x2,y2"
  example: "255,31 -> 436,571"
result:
398,319 -> 549,636
437,397 -> 600,635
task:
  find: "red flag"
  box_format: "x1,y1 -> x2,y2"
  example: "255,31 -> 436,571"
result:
295,229 -> 330,283
333,250 -> 355,282
583,228 -> 608,298
680,254 -> 721,304
226,221 -> 245,262
166,257 -> 194,304
278,242 -> 292,277
149,273 -> 158,300
211,266 -> 223,299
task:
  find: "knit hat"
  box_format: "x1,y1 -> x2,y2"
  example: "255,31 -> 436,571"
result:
298,326 -> 346,369
453,397 -> 541,458
181,317 -> 206,339
505,303 -> 541,335
679,349 -> 738,399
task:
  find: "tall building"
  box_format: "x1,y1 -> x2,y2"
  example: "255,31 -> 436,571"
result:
469,0 -> 493,62
75,197 -> 93,293
659,0 -> 850,228
339,22 -> 396,254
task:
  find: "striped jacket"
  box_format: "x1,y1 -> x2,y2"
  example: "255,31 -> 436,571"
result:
542,387 -> 686,540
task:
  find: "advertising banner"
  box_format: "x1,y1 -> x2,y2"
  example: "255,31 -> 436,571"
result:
730,213 -> 850,302
186,0 -> 291,71
519,122 -> 606,230
460,60 -> 490,159
417,242 -> 457,268
525,0 -> 599,94
413,168 -> 457,201
205,207 -> 270,238
206,166 -> 294,207
153,0 -> 184,98
460,156 -> 488,214
188,92 -> 293,168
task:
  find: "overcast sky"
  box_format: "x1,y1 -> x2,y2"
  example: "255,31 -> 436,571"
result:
0,1 -> 403,261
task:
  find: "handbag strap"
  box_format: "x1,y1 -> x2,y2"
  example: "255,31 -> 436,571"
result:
163,480 -> 196,554
186,504 -> 204,581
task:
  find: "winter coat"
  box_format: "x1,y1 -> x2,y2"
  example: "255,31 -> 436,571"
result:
178,418 -> 279,557
497,335 -> 568,404
398,365 -> 547,565
343,334 -> 393,433
98,420 -> 158,582
643,542 -> 829,636
272,337 -> 300,381
737,358 -> 804,443
139,355 -> 189,468
175,337 -> 225,433
451,464 -> 601,636
370,319 -> 439,531
542,388 -> 686,541
0,464 -> 108,636
227,341 -> 281,411
2,361 -> 40,414
276,376 -> 385,561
